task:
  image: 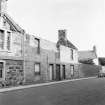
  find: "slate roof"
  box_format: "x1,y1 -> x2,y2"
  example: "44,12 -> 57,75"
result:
1,12 -> 24,34
98,57 -> 105,65
56,38 -> 77,50
78,50 -> 97,61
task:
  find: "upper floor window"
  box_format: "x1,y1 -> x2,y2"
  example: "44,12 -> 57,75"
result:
35,38 -> 40,54
7,31 -> 11,50
71,49 -> 74,60
0,30 -> 4,49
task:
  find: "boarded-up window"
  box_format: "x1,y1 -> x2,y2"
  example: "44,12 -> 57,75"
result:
0,30 -> 4,49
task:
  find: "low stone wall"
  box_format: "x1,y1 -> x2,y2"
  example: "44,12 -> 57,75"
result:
78,64 -> 101,78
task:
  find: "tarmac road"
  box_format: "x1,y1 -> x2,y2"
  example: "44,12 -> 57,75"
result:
0,77 -> 105,105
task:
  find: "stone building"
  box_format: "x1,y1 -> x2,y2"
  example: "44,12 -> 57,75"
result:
24,30 -> 79,83
0,0 -> 24,86
0,0 -> 79,86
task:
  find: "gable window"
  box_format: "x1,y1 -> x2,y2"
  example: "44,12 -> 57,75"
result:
71,49 -> 74,60
7,31 -> 11,50
35,38 -> 40,54
0,30 -> 4,49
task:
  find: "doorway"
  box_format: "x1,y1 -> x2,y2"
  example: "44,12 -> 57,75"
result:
49,64 -> 54,80
56,64 -> 61,80
62,65 -> 66,79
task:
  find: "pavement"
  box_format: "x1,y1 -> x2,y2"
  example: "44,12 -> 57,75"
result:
0,77 -> 96,92
0,77 -> 105,105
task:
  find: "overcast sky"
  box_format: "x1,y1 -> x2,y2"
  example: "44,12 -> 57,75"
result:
7,0 -> 104,57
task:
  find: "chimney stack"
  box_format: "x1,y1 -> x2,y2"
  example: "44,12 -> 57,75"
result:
58,29 -> 67,40
93,45 -> 96,53
0,0 -> 8,13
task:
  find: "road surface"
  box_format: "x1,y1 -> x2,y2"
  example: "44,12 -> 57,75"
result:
0,78 -> 105,105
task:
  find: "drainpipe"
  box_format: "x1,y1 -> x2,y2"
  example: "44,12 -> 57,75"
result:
23,30 -> 25,84
47,53 -> 49,81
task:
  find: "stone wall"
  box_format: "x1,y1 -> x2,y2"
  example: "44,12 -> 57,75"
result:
78,64 -> 101,78
5,60 -> 23,85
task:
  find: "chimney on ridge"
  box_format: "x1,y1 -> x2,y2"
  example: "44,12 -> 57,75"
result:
58,29 -> 67,40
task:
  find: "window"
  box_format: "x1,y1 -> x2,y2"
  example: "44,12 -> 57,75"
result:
35,38 -> 40,54
0,30 -> 4,49
0,62 -> 4,78
7,31 -> 11,50
34,63 -> 40,75
71,49 -> 74,60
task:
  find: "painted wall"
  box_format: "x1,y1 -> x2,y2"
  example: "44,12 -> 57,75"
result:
10,32 -> 23,57
60,45 -> 78,63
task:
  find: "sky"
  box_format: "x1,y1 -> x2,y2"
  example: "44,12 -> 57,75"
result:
7,0 -> 105,57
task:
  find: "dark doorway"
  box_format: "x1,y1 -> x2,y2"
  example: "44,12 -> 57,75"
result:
56,64 -> 61,80
62,65 -> 66,79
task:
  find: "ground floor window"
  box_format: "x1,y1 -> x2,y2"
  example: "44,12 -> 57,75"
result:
0,62 -> 4,78
34,63 -> 40,75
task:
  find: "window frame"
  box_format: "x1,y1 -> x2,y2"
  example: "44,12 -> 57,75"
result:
34,38 -> 40,54
71,49 -> 74,60
6,31 -> 11,51
34,63 -> 41,75
0,29 -> 12,51
0,60 -> 5,80
0,29 -> 5,50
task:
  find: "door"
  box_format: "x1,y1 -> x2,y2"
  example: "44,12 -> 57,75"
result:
62,65 -> 66,79
70,65 -> 74,78
56,64 -> 61,80
49,64 -> 54,80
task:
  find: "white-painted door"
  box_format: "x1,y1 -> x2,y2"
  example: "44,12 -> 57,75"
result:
70,65 -> 74,76
49,65 -> 53,80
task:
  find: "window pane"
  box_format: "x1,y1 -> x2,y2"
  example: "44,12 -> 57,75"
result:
0,70 -> 2,78
35,64 -> 40,75
71,49 -> 73,60
0,30 -> 4,49
0,62 -> 3,78
7,32 -> 11,50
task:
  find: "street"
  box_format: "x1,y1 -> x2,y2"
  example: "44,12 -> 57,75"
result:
0,78 -> 105,105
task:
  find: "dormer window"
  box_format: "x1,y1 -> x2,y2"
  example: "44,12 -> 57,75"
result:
7,31 -> 11,50
0,29 -> 11,51
0,30 -> 4,49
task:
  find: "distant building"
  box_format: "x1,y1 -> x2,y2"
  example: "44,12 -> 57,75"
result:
78,46 -> 97,65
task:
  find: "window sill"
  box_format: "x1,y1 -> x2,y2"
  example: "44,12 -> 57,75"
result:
0,50 -> 12,53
